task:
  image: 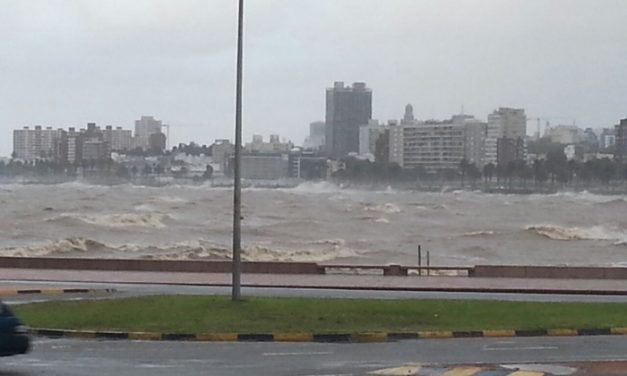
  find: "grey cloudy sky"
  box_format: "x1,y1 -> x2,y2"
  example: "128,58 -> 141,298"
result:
1,0 -> 626,156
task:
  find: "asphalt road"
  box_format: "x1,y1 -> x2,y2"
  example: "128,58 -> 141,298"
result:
1,336 -> 627,376
4,280 -> 627,305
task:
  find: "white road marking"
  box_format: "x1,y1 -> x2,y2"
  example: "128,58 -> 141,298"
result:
263,351 -> 333,356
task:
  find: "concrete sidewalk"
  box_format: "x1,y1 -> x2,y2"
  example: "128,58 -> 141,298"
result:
1,268 -> 626,295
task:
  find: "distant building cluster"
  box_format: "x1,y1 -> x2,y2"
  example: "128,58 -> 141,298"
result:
12,116 -> 166,162
9,80 -> 627,181
310,81 -> 528,172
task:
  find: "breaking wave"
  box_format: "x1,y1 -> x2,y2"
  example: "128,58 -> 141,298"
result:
0,238 -> 360,262
144,243 -> 360,262
0,237 -> 108,257
50,213 -> 170,228
526,224 -> 627,243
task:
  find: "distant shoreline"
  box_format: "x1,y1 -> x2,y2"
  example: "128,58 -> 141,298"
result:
2,176 -> 627,196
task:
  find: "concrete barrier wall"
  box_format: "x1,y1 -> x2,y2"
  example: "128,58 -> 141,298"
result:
0,257 -> 324,275
471,265 -> 627,279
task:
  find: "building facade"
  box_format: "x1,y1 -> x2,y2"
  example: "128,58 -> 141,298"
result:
134,116 -> 163,151
325,82 -> 372,158
614,119 -> 627,162
358,120 -> 389,156
13,126 -> 63,160
103,126 -> 133,152
546,125 -> 581,144
389,120 -> 465,171
304,121 -> 326,151
485,107 -> 526,166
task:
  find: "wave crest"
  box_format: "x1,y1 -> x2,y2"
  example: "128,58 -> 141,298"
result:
526,224 -> 623,241
50,213 -> 169,228
0,237 -> 107,257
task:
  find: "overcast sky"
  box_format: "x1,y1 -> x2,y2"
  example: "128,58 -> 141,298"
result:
1,0 -> 626,156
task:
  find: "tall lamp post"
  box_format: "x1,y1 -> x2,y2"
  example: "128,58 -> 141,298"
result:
232,0 -> 244,301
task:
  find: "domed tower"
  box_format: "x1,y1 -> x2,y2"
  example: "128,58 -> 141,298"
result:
403,104 -> 415,124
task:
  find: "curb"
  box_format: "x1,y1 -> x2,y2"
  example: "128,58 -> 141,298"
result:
29,327 -> 625,343
0,288 -> 116,297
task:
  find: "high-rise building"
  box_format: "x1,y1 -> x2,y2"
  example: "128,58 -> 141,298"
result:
389,120 -> 465,171
389,113 -> 487,171
614,119 -> 627,161
12,126 -> 63,160
452,115 -> 487,166
134,116 -> 163,151
600,128 -> 616,149
485,107 -> 526,166
304,121 -> 326,151
103,126 -> 133,152
359,120 -> 387,156
325,82 -> 372,158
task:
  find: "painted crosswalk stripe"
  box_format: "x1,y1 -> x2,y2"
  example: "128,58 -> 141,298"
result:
368,364 -> 422,375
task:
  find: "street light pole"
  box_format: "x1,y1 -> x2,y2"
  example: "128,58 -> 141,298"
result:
232,0 -> 244,301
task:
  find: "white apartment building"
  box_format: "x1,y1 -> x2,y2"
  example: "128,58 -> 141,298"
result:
389,115 -> 487,171
390,121 -> 465,171
546,125 -> 581,144
485,107 -> 526,165
13,126 -> 63,160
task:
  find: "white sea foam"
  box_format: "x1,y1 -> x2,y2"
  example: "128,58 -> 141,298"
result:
148,195 -> 189,204
462,230 -> 495,237
287,181 -> 345,194
0,237 -> 106,257
363,203 -> 402,214
0,237 -> 362,262
139,241 -> 361,262
526,224 -> 627,242
52,212 -> 169,228
375,217 -> 390,224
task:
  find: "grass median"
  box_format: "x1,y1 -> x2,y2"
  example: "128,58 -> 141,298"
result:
12,296 -> 627,334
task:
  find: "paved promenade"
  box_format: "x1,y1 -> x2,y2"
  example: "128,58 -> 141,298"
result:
0,268 -> 626,295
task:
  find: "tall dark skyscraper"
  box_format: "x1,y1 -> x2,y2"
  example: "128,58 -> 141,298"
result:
325,81 -> 372,158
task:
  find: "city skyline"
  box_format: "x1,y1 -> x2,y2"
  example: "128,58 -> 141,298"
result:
2,0 -> 627,157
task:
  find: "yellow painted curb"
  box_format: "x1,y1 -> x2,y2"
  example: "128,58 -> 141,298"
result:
273,333 -> 314,342
418,331 -> 453,339
197,333 -> 238,342
482,329 -> 516,337
547,328 -> 577,336
611,327 -> 627,335
129,332 -> 162,341
352,332 -> 388,343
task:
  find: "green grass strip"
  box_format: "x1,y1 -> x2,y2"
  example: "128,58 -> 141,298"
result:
12,296 -> 627,334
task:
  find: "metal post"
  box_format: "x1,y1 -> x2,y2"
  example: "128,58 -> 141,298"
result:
418,245 -> 422,276
426,251 -> 430,276
232,0 -> 244,301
